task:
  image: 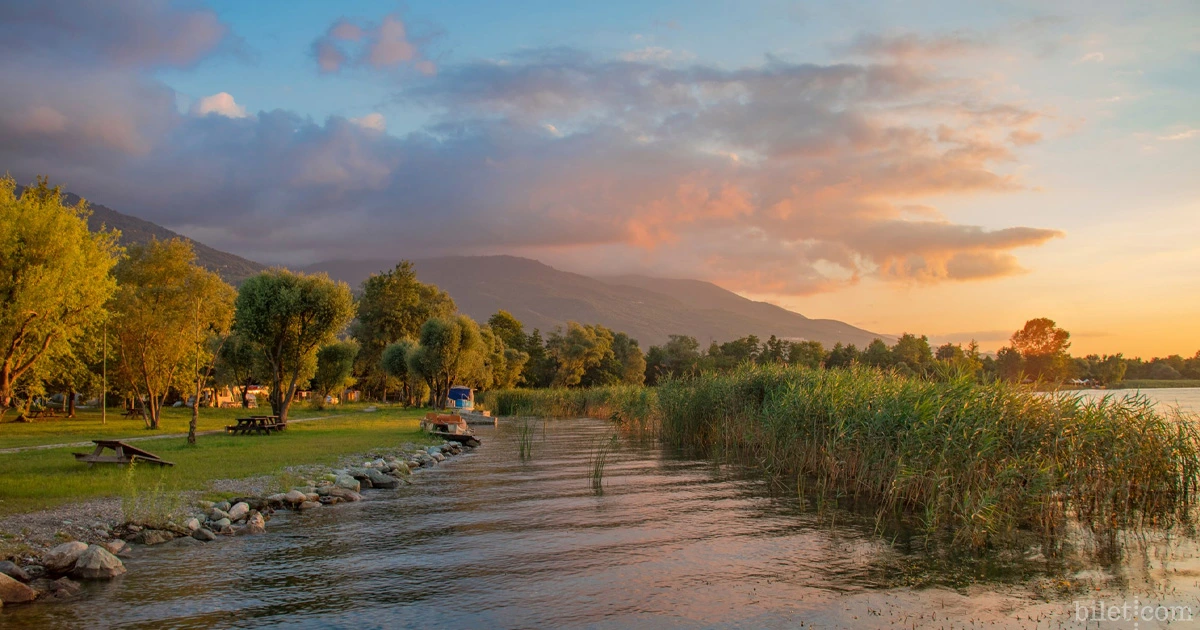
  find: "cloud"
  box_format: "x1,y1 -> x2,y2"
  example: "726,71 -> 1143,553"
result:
312,14 -> 435,75
0,18 -> 1060,293
191,92 -> 247,118
836,31 -> 988,59
349,112 -> 387,132
1158,129 -> 1199,141
1075,51 -> 1105,64
0,0 -> 229,69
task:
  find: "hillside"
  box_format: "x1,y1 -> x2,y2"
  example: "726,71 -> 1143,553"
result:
306,255 -> 886,348
63,192 -> 267,284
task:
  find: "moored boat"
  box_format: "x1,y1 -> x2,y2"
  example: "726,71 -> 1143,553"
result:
422,412 -> 482,447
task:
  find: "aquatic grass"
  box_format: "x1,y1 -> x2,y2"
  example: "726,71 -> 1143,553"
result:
516,418 -> 536,460
491,365 -> 1200,549
589,434 -> 619,494
120,461 -> 186,529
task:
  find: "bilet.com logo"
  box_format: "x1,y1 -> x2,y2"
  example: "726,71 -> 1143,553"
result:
1075,599 -> 1195,625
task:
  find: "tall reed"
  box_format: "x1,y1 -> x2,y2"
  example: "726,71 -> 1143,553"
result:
516,418 -> 535,460
589,434 -> 619,494
489,365 -> 1200,549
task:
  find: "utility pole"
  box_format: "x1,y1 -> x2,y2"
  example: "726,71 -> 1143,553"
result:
102,316 -> 107,425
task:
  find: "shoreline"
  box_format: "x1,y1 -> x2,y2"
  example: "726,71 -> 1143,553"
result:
0,436 -> 472,609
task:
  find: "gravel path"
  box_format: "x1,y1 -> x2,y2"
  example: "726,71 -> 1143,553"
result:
0,414 -> 340,455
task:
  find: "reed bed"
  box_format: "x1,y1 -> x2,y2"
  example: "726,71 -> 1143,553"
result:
589,434 -> 620,494
487,365 -> 1200,549
516,418 -> 536,460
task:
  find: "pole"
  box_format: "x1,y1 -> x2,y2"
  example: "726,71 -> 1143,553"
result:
102,317 -> 106,425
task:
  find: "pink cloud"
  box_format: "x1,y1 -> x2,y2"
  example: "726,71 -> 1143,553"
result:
311,14 -> 435,75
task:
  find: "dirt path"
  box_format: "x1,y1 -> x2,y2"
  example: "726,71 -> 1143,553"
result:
0,414 -> 340,455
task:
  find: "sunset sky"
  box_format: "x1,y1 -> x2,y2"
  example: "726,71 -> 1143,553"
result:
1,1 -> 1197,357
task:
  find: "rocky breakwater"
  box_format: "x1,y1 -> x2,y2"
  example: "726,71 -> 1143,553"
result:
0,440 -> 470,609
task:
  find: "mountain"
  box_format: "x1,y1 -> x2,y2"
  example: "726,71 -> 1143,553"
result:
305,255 -> 887,348
63,192 -> 267,284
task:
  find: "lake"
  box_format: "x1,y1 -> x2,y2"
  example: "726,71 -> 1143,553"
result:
4,417 -> 1200,628
1074,387 -> 1200,415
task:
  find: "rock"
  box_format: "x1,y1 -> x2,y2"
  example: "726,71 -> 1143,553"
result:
334,474 -> 361,492
430,451 -> 445,462
265,493 -> 287,504
136,529 -> 177,545
318,486 -> 362,502
284,490 -> 306,504
318,496 -> 341,505
298,501 -> 321,510
21,565 -> 45,580
101,540 -> 129,557
164,536 -> 203,549
70,545 -> 126,580
196,500 -> 215,510
212,518 -> 231,531
391,462 -> 411,476
50,577 -> 81,599
126,524 -> 143,533
185,518 -> 201,532
305,492 -> 319,502
0,561 -> 30,583
237,512 -> 266,535
227,502 -> 250,522
192,527 -> 217,542
208,508 -> 232,522
0,573 -> 37,604
214,501 -> 231,512
42,541 -> 88,573
426,446 -> 442,455
364,468 -> 400,489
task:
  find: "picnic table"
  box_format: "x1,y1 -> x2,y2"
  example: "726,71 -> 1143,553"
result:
29,407 -> 58,419
73,440 -> 174,467
122,406 -> 145,419
226,415 -> 284,436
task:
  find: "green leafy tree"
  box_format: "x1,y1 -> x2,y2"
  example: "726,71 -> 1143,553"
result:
0,177 -> 119,421
646,335 -> 702,383
350,261 -> 455,399
522,329 -> 553,387
824,342 -> 859,369
862,338 -> 892,368
1009,318 -> 1071,382
216,332 -> 266,408
312,340 -> 360,406
234,269 -> 355,422
547,322 -> 614,387
110,239 -> 234,429
381,339 -> 425,406
996,346 -> 1024,382
891,333 -> 933,372
759,335 -> 788,364
487,310 -> 526,352
787,340 -> 825,369
407,315 -> 484,407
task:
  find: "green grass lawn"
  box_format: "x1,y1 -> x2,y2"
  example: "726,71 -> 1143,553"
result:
0,406 -> 430,517
0,404 -> 376,450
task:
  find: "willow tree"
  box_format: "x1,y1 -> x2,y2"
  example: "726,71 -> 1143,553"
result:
407,315 -> 483,408
0,177 -> 119,421
311,340 -> 359,408
110,239 -> 235,430
233,270 -> 354,422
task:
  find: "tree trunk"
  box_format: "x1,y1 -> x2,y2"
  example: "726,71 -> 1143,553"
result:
67,388 -> 76,418
239,383 -> 250,408
188,381 -> 200,445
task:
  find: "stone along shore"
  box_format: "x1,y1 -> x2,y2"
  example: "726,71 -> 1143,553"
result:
0,440 -> 469,609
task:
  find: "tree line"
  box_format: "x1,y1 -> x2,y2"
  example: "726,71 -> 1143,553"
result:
2,178 -> 1194,432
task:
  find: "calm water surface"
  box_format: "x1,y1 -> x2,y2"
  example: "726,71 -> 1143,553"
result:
3,417 -> 1199,629
1075,387 -> 1200,415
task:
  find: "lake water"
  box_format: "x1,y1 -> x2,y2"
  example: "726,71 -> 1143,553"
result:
5,417 -> 1200,628
1074,387 -> 1200,415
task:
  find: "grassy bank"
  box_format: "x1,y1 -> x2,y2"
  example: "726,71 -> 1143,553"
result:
0,406 -> 428,516
479,386 -> 656,427
0,405 -> 365,450
489,366 -> 1200,549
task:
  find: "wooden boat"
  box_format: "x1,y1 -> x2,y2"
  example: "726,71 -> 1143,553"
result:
422,413 -> 482,447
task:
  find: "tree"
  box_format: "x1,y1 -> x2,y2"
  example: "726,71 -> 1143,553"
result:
184,263 -> 236,444
788,340 -> 825,369
646,335 -> 702,383
0,177 -> 120,421
824,343 -> 859,369
892,333 -> 933,372
381,339 -> 424,406
546,322 -> 614,387
996,346 -> 1024,382
215,332 -> 264,408
407,315 -> 484,407
233,269 -> 355,422
350,261 -> 454,400
312,340 -> 359,406
862,338 -> 892,368
1009,318 -> 1071,382
759,335 -> 788,364
110,239 -> 234,430
487,310 -> 526,352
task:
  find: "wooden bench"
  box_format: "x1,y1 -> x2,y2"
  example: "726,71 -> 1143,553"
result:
73,440 -> 174,467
